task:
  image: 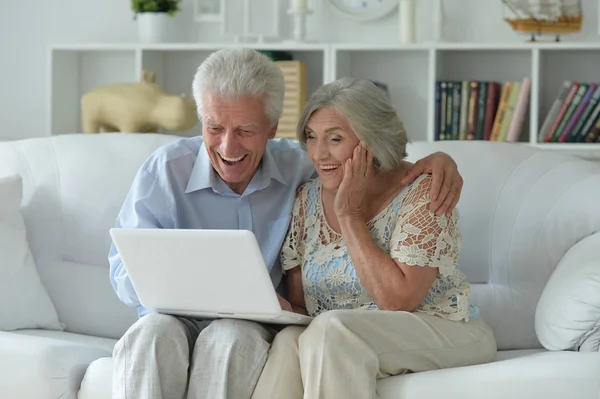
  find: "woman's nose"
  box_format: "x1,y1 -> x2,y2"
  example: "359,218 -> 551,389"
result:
313,140 -> 329,160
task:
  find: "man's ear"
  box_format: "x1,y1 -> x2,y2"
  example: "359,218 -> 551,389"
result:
268,123 -> 279,139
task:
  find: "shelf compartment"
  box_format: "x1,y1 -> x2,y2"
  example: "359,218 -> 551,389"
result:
332,49 -> 430,142
434,49 -> 533,143
50,50 -> 137,135
537,49 -> 600,144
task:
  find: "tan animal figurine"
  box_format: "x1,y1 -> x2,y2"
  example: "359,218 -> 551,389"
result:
81,70 -> 198,134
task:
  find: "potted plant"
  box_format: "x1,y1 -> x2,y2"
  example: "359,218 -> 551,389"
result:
131,0 -> 181,43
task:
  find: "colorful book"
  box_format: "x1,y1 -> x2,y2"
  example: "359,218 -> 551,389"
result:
506,77 -> 531,142
538,81 -> 572,142
439,81 -> 447,140
552,83 -> 588,142
466,81 -> 479,140
497,81 -> 522,142
544,82 -> 579,142
490,82 -> 513,141
578,100 -> 600,142
484,82 -> 501,140
559,83 -> 597,142
458,81 -> 469,140
451,81 -> 462,140
569,85 -> 600,142
475,82 -> 488,140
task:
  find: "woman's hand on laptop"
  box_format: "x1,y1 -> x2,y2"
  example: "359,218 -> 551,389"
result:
277,293 -> 293,312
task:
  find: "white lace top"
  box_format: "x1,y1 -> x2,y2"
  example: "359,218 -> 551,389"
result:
281,174 -> 474,322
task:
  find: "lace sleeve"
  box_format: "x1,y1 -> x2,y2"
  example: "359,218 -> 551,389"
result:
280,183 -> 309,273
390,175 -> 461,277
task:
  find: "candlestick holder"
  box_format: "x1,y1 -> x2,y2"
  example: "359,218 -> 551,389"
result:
287,8 -> 312,42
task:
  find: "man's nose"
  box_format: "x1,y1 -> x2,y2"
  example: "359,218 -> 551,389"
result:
220,130 -> 238,155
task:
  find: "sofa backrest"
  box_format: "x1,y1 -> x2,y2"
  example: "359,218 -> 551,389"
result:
406,141 -> 600,350
1,134 -> 599,348
0,133 -> 179,339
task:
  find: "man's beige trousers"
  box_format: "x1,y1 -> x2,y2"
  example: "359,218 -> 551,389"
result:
112,313 -> 275,399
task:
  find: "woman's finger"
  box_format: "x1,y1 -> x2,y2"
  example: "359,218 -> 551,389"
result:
366,149 -> 373,177
353,145 -> 361,173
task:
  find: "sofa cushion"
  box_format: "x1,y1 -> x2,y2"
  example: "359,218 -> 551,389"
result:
0,175 -> 62,331
78,357 -> 113,399
76,350 -> 600,399
377,350 -> 600,399
535,233 -> 600,351
0,330 -> 113,399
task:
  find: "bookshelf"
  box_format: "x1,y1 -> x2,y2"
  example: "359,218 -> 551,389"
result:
49,42 -> 600,159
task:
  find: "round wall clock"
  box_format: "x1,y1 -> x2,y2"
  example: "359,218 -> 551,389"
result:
327,0 -> 400,22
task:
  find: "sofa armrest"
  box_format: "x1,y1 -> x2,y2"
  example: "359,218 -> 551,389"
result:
0,331 -> 111,398
535,233 -> 600,351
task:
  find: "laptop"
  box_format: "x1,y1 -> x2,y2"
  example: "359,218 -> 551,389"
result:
109,228 -> 312,326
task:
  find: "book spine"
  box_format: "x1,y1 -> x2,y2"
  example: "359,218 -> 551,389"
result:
484,82 -> 500,141
466,81 -> 479,140
560,83 -> 597,142
538,81 -> 572,142
506,77 -> 531,142
475,82 -> 488,140
458,81 -> 469,140
544,82 -> 579,142
434,81 -> 442,140
571,85 -> 600,142
439,81 -> 447,140
497,81 -> 522,142
451,81 -> 462,140
579,100 -> 600,142
445,82 -> 454,140
490,82 -> 513,141
553,83 -> 588,142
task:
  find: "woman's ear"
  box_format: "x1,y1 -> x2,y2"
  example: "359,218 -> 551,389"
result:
372,157 -> 381,169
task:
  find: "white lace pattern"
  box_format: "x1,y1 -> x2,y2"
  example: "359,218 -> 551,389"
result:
281,174 -> 472,322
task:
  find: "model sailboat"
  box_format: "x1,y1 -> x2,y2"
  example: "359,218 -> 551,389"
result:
502,0 -> 582,40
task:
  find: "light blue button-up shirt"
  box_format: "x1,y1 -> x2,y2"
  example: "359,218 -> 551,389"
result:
108,136 -> 316,318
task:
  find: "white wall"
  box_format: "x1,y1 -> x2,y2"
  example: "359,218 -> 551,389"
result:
1,0 -> 599,140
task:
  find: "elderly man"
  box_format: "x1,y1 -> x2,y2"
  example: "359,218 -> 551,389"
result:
108,48 -> 464,399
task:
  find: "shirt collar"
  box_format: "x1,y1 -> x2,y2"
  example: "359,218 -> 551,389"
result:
185,141 -> 215,194
185,141 -> 287,195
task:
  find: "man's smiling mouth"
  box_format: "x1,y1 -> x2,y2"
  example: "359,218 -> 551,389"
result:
220,154 -> 247,166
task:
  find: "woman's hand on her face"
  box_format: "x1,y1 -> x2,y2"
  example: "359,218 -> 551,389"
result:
334,143 -> 374,220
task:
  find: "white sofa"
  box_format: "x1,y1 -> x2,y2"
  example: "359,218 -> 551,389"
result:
0,133 -> 599,399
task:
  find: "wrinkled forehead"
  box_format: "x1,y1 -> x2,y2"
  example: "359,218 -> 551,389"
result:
201,93 -> 268,127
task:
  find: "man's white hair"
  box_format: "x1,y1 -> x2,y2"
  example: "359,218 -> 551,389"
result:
192,48 -> 285,127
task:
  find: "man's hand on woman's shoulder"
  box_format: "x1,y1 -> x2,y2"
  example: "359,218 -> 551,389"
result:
401,152 -> 463,217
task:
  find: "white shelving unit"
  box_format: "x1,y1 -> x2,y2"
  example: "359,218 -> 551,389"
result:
49,42 -> 600,158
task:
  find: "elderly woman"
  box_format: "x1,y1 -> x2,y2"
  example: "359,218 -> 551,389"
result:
251,77 -> 497,399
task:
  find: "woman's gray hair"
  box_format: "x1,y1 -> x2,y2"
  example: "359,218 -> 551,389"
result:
297,77 -> 408,172
192,48 -> 285,127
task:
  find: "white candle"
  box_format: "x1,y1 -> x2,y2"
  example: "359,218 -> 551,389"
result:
291,0 -> 308,11
399,0 -> 415,44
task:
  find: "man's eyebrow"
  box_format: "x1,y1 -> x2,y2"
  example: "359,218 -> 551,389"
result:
237,122 -> 259,128
205,118 -> 222,126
